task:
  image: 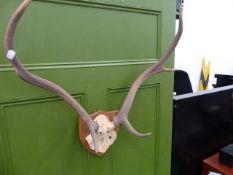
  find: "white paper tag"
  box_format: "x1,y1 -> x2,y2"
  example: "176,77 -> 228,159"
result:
6,50 -> 16,60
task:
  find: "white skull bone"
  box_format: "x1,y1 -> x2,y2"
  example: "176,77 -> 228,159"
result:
85,114 -> 117,153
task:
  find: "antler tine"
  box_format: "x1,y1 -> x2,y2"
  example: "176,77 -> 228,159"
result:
4,0 -> 99,153
114,6 -> 183,137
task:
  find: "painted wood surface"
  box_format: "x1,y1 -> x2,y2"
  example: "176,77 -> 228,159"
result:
0,0 -> 176,174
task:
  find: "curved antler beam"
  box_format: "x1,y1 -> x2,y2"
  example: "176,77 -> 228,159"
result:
4,0 -> 100,153
114,7 -> 183,137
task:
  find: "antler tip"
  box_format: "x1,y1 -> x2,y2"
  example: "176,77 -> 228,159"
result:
139,132 -> 152,138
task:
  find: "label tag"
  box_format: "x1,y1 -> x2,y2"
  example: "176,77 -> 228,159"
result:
6,50 -> 16,60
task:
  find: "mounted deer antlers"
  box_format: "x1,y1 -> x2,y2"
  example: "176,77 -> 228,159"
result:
4,0 -> 183,156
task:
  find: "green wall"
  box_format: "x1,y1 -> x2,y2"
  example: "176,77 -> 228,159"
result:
0,0 -> 176,174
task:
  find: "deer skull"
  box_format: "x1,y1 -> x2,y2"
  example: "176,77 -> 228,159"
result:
85,114 -> 117,153
79,111 -> 120,156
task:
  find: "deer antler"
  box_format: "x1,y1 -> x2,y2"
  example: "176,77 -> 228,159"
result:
113,6 -> 183,137
4,0 -> 183,156
4,0 -> 100,153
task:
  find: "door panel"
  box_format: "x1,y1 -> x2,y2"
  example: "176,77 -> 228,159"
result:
1,0 -> 160,64
0,0 -> 176,175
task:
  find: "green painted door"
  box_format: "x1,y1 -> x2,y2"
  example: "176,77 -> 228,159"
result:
0,0 -> 176,174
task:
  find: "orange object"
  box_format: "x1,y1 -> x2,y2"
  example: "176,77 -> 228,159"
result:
202,153 -> 233,175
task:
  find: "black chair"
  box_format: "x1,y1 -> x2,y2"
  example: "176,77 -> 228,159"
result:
213,74 -> 233,88
174,70 -> 193,95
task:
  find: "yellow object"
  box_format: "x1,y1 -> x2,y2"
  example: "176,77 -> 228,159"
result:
199,58 -> 211,91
